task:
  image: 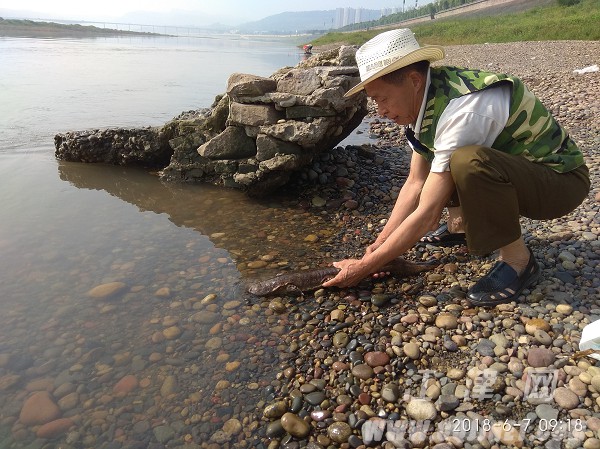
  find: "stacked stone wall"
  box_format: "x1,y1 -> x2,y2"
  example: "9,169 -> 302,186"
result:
55,46 -> 367,196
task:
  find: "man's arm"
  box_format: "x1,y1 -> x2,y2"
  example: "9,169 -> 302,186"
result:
367,151 -> 431,254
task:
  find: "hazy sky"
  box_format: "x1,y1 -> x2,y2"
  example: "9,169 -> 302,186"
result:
0,0 -> 423,23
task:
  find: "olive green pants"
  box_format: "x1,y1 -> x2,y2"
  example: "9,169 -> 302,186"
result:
449,145 -> 590,256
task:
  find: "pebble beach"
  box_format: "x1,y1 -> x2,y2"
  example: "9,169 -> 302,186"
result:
255,40 -> 600,449
0,40 -> 598,449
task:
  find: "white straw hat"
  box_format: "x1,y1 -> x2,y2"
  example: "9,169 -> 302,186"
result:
345,28 -> 445,97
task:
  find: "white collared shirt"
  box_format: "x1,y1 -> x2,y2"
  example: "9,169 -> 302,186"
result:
413,68 -> 511,173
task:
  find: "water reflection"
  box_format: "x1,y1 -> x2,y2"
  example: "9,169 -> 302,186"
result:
1,156 -> 332,447
57,160 -> 342,278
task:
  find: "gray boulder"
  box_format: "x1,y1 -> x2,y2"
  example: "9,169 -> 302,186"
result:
54,45 -> 368,196
199,126 -> 257,159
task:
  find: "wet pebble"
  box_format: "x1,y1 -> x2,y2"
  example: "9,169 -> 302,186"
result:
364,351 -> 389,367
19,391 -> 61,426
352,364 -> 374,380
87,282 -> 126,299
281,412 -> 310,438
328,422 -> 352,443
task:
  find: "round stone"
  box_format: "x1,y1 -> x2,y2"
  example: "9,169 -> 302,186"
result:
222,418 -> 242,436
19,391 -> 61,426
154,287 -> 171,297
533,329 -> 553,346
205,337 -> 223,350
403,342 -> 421,360
569,377 -> 588,396
553,387 -> 579,410
87,282 -> 126,299
153,425 -> 175,443
269,300 -> 286,314
265,420 -> 285,438
410,431 -> 428,447
358,392 -> 371,405
371,294 -> 390,307
222,300 -> 241,310
446,368 -> 466,380
264,401 -> 287,419
406,398 -> 437,421
401,314 -> 419,324
57,392 -> 78,411
304,391 -> 326,406
427,273 -> 445,282
299,383 -> 316,394
435,314 -> 458,329
160,376 -> 178,397
437,394 -> 460,411
527,347 -> 556,368
555,304 -> 573,315
330,309 -> 345,321
312,196 -> 326,207
489,333 -> 509,349
508,359 -> 524,375
584,438 -> 600,449
247,260 -> 268,269
525,318 -> 551,335
364,351 -> 390,367
491,422 -> 522,447
381,383 -> 400,402
225,361 -> 240,372
591,375 -> 600,392
36,418 -> 74,439
190,311 -> 218,324
328,422 -> 352,443
280,412 -> 310,438
419,295 -> 437,307
332,361 -> 349,372
352,364 -> 374,380
535,404 -> 559,421
333,332 -> 349,348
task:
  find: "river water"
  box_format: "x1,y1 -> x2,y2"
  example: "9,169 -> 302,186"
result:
0,35 -> 364,447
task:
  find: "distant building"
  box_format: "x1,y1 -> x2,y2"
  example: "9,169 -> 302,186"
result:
355,8 -> 363,23
343,8 -> 355,26
334,6 -> 392,29
381,6 -> 402,17
335,8 -> 344,28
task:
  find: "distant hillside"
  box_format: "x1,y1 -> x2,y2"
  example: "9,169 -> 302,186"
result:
237,9 -> 382,34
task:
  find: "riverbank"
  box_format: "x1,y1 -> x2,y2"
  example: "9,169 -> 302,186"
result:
308,0 -> 600,48
256,40 -> 600,448
0,18 -> 160,38
0,38 -> 598,449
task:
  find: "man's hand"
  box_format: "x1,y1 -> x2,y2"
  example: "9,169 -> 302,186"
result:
322,258 -> 372,288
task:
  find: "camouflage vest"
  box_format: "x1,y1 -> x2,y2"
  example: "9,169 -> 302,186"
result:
416,66 -> 583,173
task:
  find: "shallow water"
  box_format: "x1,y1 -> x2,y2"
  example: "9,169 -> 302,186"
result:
0,34 -> 363,447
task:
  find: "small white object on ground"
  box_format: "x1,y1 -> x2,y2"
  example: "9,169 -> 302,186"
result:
579,319 -> 600,360
573,64 -> 599,74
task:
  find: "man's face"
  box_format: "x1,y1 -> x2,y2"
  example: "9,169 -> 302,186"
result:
364,72 -> 425,126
